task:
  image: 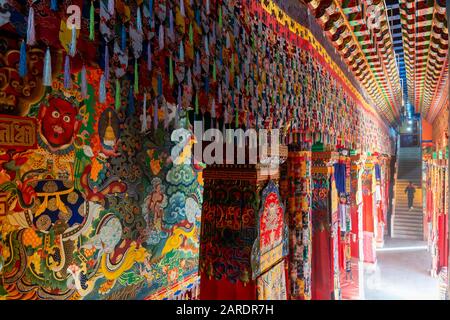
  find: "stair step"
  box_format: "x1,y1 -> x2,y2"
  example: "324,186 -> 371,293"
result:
392,235 -> 424,240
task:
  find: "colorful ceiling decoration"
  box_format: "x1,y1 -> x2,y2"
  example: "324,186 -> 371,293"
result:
400,0 -> 448,118
302,0 -> 403,125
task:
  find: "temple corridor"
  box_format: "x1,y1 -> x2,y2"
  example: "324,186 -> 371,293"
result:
0,0 -> 448,302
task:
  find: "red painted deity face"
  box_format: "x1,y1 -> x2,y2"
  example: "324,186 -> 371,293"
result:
39,98 -> 79,148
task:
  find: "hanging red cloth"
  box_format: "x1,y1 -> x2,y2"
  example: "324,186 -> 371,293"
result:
311,223 -> 333,300
350,205 -> 360,259
438,213 -> 448,271
362,194 -> 374,232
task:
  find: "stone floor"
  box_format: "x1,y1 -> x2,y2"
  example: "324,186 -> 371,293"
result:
363,237 -> 440,300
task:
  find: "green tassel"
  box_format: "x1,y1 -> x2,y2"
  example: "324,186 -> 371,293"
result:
219,7 -> 222,28
89,1 -> 94,41
134,60 -> 139,94
195,93 -> 199,115
189,23 -> 193,45
169,57 -> 174,86
115,79 -> 121,110
235,107 -> 239,128
213,61 -> 216,81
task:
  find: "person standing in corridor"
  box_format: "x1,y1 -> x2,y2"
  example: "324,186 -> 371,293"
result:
404,181 -> 416,210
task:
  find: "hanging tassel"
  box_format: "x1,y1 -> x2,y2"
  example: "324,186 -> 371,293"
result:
204,35 -> 209,56
69,26 -> 77,57
128,86 -> 135,115
169,57 -> 174,86
180,0 -> 185,17
219,6 -> 222,29
50,0 -> 58,11
176,85 -> 182,127
147,41 -> 152,71
158,24 -> 164,50
149,0 -> 154,24
89,1 -> 95,41
189,23 -> 193,45
169,9 -> 174,39
211,98 -> 216,119
137,6 -> 142,32
64,55 -> 71,89
179,40 -> 184,62
26,7 -> 36,46
153,98 -> 158,130
206,0 -> 210,15
43,47 -> 52,86
195,92 -> 199,115
121,24 -> 127,50
157,74 -> 162,96
99,73 -> 106,103
134,60 -> 139,94
115,79 -> 121,110
108,0 -> 114,15
80,65 -> 87,98
18,40 -> 27,78
187,68 -> 192,88
104,45 -> 109,81
141,93 -> 147,133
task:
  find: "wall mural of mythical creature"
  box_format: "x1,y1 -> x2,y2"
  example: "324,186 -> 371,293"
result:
0,62 -> 203,300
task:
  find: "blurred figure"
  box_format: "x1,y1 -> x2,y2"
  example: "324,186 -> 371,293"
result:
404,181 -> 416,210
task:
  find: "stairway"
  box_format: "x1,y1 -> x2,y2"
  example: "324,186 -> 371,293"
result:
392,147 -> 423,239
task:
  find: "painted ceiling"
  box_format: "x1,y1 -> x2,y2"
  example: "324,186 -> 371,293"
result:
300,0 -> 448,127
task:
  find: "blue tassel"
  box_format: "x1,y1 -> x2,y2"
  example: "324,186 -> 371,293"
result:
121,24 -> 127,50
169,9 -> 174,39
180,0 -> 185,17
80,65 -> 87,98
69,26 -> 77,57
18,40 -> 27,77
153,98 -> 158,130
50,0 -> 58,11
64,55 -> 71,89
137,6 -> 142,32
26,7 -> 36,46
128,86 -> 135,116
157,74 -> 162,96
43,47 -> 52,86
99,73 -> 106,103
149,0 -> 153,24
179,40 -> 184,62
104,45 -> 109,81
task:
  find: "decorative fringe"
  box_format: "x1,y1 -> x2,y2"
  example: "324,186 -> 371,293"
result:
179,40 -> 184,62
69,26 -> 77,57
64,55 -> 71,89
115,79 -> 121,110
219,6 -> 222,28
169,57 -> 173,86
153,98 -> 158,130
99,73 -> 106,103
104,45 -> 109,81
26,7 -> 36,46
204,35 -> 209,56
180,0 -> 185,17
51,0 -> 58,11
147,41 -> 152,71
121,24 -> 127,50
43,47 -> 52,86
80,65 -> 87,98
134,60 -> 139,94
158,24 -> 164,50
212,61 -> 216,81
18,40 -> 27,77
206,0 -> 210,15
89,1 -> 95,41
137,6 -> 142,32
108,0 -> 114,15
187,68 -> 192,88
128,86 -> 135,115
141,93 -> 147,133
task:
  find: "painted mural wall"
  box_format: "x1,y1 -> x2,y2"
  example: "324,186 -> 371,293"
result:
0,0 -> 393,300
